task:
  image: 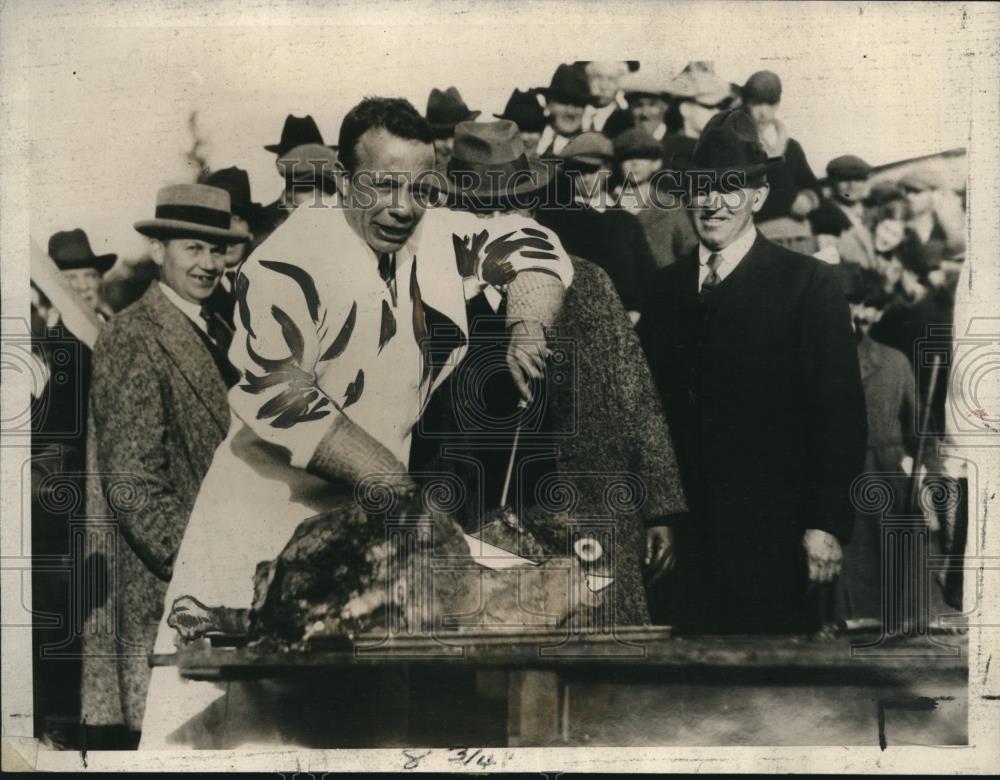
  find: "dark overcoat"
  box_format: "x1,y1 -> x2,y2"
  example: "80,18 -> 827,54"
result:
80,283 -> 229,730
638,233 -> 868,633
413,257 -> 689,625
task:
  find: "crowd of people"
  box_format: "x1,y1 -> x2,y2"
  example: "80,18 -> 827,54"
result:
28,59 -> 968,748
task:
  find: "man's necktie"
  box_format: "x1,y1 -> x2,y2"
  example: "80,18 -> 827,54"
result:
700,252 -> 724,299
200,303 -> 234,356
378,252 -> 398,307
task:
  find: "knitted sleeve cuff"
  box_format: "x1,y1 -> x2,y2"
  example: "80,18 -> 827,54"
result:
505,270 -> 566,329
306,414 -> 413,490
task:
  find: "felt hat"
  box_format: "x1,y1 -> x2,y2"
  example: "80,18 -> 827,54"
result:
741,70 -> 783,104
264,114 -> 330,156
426,87 -> 481,134
620,63 -> 675,101
665,61 -> 735,107
202,166 -> 263,229
277,143 -> 339,184
560,132 -> 614,168
134,183 -> 249,243
899,168 -> 944,192
613,127 -> 664,162
827,155 -> 873,181
682,108 -> 774,189
544,63 -> 592,108
493,89 -> 547,133
48,229 -> 116,273
436,120 -> 551,198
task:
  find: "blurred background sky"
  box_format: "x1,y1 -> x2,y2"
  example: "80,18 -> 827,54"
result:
14,0 -> 987,260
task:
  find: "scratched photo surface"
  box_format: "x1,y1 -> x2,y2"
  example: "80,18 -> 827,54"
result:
2,0 -> 998,773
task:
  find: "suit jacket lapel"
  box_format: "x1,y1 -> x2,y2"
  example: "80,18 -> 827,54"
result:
142,284 -> 229,434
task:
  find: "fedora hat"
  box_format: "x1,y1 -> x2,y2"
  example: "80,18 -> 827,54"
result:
437,120 -> 551,199
426,87 -> 481,133
48,228 -> 116,273
202,166 -> 263,229
264,114 -> 332,156
682,108 -> 776,190
134,183 -> 250,243
613,127 -> 664,162
277,143 -> 339,185
544,63 -> 591,108
493,89 -> 547,133
666,61 -> 735,107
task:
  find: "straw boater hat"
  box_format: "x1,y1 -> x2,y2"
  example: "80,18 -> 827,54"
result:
437,120 -> 551,198
48,228 -> 117,273
134,183 -> 250,243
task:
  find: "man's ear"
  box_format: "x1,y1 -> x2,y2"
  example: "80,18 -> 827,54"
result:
148,239 -> 166,266
751,184 -> 770,213
333,160 -> 349,199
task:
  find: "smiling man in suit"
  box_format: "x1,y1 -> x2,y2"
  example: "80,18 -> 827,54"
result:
80,183 -> 248,736
639,110 -> 867,634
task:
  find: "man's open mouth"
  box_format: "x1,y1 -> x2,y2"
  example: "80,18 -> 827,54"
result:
375,223 -> 412,240
700,212 -> 730,226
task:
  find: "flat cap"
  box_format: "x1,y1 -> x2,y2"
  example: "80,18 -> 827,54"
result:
742,70 -> 782,104
826,154 -> 872,181
559,132 -> 614,166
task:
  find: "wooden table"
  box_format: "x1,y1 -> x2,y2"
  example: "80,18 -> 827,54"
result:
150,627 -> 968,747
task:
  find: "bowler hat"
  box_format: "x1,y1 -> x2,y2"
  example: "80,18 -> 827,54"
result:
613,127 -> 664,162
560,132 -> 614,168
264,114 -> 330,156
134,183 -> 250,243
827,155 -> 872,181
426,87 -> 481,134
437,120 -> 551,198
48,229 -> 117,273
741,70 -> 782,105
665,61 -> 734,107
684,108 -> 771,188
276,143 -> 339,185
544,63 -> 591,108
493,89 -> 547,133
203,167 -> 263,229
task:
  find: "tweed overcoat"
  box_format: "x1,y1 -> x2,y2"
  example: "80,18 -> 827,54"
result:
80,283 -> 229,729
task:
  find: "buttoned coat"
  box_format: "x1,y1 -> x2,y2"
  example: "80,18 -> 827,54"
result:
80,283 -> 229,730
639,232 -> 868,633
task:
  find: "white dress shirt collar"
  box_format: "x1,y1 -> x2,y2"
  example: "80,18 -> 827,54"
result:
697,223 -> 758,288
158,281 -> 207,333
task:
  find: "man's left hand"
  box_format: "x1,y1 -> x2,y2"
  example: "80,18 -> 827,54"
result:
507,319 -> 550,403
802,528 -> 843,585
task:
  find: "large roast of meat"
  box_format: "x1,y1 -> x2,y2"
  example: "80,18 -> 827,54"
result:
167,496 -> 610,646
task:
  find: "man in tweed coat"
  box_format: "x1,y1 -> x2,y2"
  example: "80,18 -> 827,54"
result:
80,184 -> 247,734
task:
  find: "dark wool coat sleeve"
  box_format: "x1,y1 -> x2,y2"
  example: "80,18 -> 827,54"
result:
796,261 -> 869,543
90,320 -> 186,580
